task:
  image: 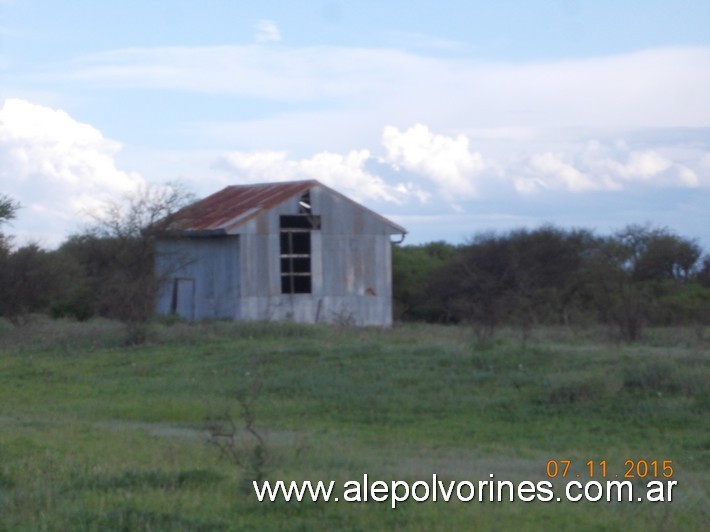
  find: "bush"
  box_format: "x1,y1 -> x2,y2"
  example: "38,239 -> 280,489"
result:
49,300 -> 93,321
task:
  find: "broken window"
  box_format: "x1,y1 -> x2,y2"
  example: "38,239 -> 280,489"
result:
280,213 -> 320,294
298,191 -> 312,214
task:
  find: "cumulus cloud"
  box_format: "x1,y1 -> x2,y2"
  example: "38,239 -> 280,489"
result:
215,148 -> 426,204
213,123 -> 706,206
596,149 -> 696,187
255,20 -> 281,43
3,97 -> 706,248
0,98 -> 143,244
382,124 -> 491,199
520,152 -> 604,194
516,142 -> 701,194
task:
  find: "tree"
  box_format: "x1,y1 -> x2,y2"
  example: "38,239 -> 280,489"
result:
392,241 -> 458,321
613,223 -> 702,283
0,193 -> 83,320
698,257 -> 710,288
88,182 -> 195,239
0,193 -> 20,256
427,231 -> 514,339
0,193 -> 20,225
60,182 -> 195,338
0,244 -> 82,319
426,226 -> 600,340
580,224 -> 703,340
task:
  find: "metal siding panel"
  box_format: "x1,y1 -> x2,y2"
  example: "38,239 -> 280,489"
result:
311,231 -> 322,296
343,238 -> 354,294
381,236 -> 393,298
315,186 -> 401,236
352,237 -> 364,295
240,234 -> 256,297
267,233 -> 280,296
174,279 -> 195,320
320,234 -> 337,296
157,182 -> 397,326
256,235 -> 271,297
155,236 -> 239,321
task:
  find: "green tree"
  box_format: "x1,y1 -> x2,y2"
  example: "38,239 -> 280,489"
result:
697,256 -> 710,288
614,224 -> 702,282
59,182 -> 195,339
583,224 -> 703,340
0,193 -> 19,224
0,193 -> 20,255
427,226 -> 599,339
392,241 -> 458,321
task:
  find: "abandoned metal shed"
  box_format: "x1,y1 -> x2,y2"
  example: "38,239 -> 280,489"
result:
154,180 -> 406,326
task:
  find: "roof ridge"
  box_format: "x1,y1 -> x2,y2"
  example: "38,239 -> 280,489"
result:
225,179 -> 319,189
159,179 -> 405,236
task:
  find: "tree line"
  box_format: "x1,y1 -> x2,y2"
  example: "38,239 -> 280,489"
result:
2,190 -> 709,342
0,187 -> 193,341
393,226 -> 710,340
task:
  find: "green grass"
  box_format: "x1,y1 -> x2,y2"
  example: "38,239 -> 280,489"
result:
0,316 -> 707,530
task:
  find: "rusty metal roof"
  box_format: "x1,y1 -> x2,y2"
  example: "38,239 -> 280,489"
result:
161,180 -> 317,234
159,179 -> 406,236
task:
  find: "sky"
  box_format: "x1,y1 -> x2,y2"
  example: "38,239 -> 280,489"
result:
1,0 -> 709,250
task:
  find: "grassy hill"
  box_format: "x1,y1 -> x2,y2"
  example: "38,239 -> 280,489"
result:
0,317 -> 707,530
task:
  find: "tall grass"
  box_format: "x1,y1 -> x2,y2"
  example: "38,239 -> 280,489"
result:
0,318 -> 707,530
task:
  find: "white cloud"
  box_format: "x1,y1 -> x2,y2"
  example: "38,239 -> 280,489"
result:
382,124 -> 491,199
215,148 -> 426,204
521,152 -> 604,193
606,149 -> 699,186
45,45 -> 710,129
517,142 -> 702,194
0,98 -> 144,245
255,20 -> 281,43
2,97 -> 707,247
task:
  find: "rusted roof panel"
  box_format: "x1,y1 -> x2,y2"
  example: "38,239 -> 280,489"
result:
162,180 -> 317,234
159,179 -> 407,236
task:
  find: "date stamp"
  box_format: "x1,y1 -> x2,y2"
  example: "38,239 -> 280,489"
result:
545,459 -> 674,479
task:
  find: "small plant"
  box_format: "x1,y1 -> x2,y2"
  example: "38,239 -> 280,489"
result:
206,378 -> 275,496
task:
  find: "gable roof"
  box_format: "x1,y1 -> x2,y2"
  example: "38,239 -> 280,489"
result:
158,180 -> 406,236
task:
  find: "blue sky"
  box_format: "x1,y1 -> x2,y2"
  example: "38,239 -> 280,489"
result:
1,0 -> 709,249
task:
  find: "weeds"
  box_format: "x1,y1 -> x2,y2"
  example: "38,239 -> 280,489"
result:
206,378 -> 277,496
0,320 -> 707,529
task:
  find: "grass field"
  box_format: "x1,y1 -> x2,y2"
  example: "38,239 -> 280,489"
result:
0,317 -> 707,531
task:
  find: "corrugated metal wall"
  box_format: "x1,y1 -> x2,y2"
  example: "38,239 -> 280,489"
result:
156,184 -> 399,326
234,185 -> 395,325
155,236 -> 240,320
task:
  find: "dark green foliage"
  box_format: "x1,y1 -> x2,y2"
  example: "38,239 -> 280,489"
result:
584,225 -> 706,340
57,234 -> 156,323
392,241 -> 458,320
0,243 -> 83,320
391,224 -> 706,341
49,300 -> 93,321
615,224 -> 702,282
697,256 -> 710,288
0,193 -> 19,226
424,226 -> 598,338
0,184 -> 193,326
